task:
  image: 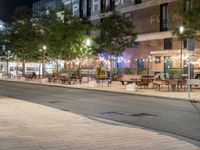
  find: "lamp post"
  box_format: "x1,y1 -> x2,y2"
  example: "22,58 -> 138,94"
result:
148,55 -> 152,76
186,53 -> 192,100
41,45 -> 46,78
179,26 -> 184,79
2,45 -> 8,78
85,39 -> 91,83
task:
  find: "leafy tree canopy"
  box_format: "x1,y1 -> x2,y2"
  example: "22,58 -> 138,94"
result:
96,11 -> 136,55
10,6 -> 39,62
174,0 -> 200,40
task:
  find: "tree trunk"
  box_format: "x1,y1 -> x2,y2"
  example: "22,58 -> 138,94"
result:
87,61 -> 89,83
68,62 -> 71,84
42,52 -> 45,78
5,48 -> 9,78
109,55 -> 113,81
22,52 -> 25,77
6,59 -> 9,78
64,60 -> 68,73
22,59 -> 25,77
56,58 -> 59,77
79,61 -> 81,84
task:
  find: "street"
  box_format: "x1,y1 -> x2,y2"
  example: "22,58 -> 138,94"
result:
0,80 -> 200,142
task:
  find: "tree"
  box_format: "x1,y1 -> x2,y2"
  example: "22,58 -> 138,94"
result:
45,8 -> 90,80
33,9 -> 60,78
96,11 -> 136,80
178,0 -> 200,40
0,24 -> 13,77
173,0 -> 200,70
10,6 -> 39,76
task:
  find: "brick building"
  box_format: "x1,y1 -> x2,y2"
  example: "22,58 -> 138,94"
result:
33,0 -> 200,76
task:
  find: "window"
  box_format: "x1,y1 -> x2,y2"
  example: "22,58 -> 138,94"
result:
186,38 -> 195,51
184,39 -> 187,49
184,38 -> 195,49
138,59 -> 144,69
110,0 -> 115,11
79,0 -> 83,18
160,3 -> 168,31
184,0 -> 192,12
101,0 -> 106,13
131,42 -> 139,48
164,38 -> 172,49
155,56 -> 161,64
87,0 -> 91,17
135,0 -> 142,5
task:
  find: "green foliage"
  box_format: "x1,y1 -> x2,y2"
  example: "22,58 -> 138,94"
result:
165,68 -> 181,79
10,6 -> 39,62
96,11 -> 136,55
96,67 -> 102,78
38,8 -> 92,61
124,68 -> 132,74
173,0 -> 200,41
0,24 -> 14,61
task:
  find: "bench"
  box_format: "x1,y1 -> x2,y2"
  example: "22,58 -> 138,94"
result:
120,74 -> 142,85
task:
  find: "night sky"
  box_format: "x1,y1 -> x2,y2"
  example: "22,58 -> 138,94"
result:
0,0 -> 38,22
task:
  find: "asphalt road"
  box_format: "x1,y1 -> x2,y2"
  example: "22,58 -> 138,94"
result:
0,80 -> 200,142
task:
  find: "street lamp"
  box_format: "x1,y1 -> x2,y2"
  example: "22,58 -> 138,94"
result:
0,25 -> 3,30
185,53 -> 192,100
43,45 -> 47,51
2,45 -> 9,78
179,26 -> 184,79
40,45 -> 47,78
85,39 -> 92,82
86,39 -> 91,47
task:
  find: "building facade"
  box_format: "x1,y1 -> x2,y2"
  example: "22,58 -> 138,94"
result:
32,0 -> 200,76
33,0 -> 62,14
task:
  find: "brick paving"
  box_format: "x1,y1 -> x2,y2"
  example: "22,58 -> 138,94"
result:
0,96 -> 199,150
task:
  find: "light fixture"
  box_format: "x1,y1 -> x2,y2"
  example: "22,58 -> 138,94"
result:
179,26 -> 184,34
43,45 -> 47,50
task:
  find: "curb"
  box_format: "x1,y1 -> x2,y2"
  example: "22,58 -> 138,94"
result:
0,79 -> 199,103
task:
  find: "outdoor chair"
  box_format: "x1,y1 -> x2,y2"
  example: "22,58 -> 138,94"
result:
138,75 -> 154,88
153,73 -> 177,92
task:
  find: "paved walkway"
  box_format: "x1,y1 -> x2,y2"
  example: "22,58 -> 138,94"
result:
0,96 -> 199,150
2,78 -> 200,102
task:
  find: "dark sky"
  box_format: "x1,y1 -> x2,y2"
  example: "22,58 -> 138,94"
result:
0,0 -> 38,22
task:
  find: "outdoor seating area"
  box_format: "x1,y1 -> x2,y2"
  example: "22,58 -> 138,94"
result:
2,65 -> 200,96
1,71 -> 200,101
152,73 -> 188,92
21,70 -> 200,92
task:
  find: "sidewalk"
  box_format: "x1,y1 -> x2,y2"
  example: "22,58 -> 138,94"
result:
0,96 -> 199,150
2,78 -> 200,102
